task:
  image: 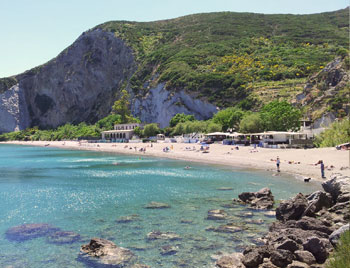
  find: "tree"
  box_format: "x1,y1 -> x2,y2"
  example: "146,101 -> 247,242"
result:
314,119 -> 350,147
260,101 -> 301,131
239,113 -> 264,133
96,114 -> 122,130
112,90 -> 131,123
133,126 -> 143,138
169,113 -> 195,127
206,121 -> 222,133
143,123 -> 160,137
212,107 -> 245,131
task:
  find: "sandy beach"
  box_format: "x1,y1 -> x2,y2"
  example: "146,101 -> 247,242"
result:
2,140 -> 349,181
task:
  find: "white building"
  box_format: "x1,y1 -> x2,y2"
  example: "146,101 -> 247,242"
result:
101,123 -> 144,140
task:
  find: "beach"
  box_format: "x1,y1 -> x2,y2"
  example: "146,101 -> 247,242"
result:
2,140 -> 349,181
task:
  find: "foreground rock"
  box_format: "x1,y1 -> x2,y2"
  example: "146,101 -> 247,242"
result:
238,174 -> 350,268
79,238 -> 148,267
238,188 -> 274,209
5,223 -> 59,242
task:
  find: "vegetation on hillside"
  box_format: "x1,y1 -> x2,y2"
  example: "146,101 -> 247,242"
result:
326,231 -> 350,268
314,119 -> 350,147
97,8 -> 349,107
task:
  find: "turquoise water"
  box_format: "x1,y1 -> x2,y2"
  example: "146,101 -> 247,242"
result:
0,144 -> 320,268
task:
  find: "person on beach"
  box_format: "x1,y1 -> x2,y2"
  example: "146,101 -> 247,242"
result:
320,160 -> 325,178
276,157 -> 280,172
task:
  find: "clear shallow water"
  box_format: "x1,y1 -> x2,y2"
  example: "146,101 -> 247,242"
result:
0,144 -> 320,268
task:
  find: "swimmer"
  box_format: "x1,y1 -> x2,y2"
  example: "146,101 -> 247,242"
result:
184,166 -> 191,170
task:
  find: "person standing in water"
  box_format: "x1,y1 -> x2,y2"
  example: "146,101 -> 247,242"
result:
320,160 -> 325,178
276,157 -> 280,172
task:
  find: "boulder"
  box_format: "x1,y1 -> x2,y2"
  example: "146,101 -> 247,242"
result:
238,188 -> 274,210
294,250 -> 316,265
5,223 -> 60,242
270,249 -> 294,268
304,191 -> 333,216
144,202 -> 170,209
207,209 -> 228,220
242,250 -> 264,267
275,239 -> 300,253
146,231 -> 181,241
303,237 -> 329,263
322,174 -> 350,202
79,238 -> 137,267
276,193 -> 308,221
329,223 -> 350,246
286,261 -> 309,268
216,253 -> 244,268
259,258 -> 279,268
295,216 -> 333,235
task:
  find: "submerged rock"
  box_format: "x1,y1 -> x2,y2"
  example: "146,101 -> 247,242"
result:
217,187 -> 234,191
146,231 -> 181,241
144,202 -> 170,209
116,215 -> 140,223
5,223 -> 60,242
207,209 -> 228,220
213,223 -> 243,234
160,245 -> 178,256
79,238 -> 140,267
46,231 -> 81,245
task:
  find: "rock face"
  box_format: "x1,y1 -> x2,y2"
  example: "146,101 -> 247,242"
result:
238,188 -> 274,209
131,83 -> 218,128
0,29 -> 136,132
79,238 -> 143,267
0,84 -> 30,133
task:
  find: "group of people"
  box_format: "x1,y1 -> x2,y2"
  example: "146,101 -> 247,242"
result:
275,157 -> 326,179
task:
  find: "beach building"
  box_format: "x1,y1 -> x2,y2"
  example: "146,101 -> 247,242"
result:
101,123 -> 145,141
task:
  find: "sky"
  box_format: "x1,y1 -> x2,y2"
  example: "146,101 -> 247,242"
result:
0,0 -> 348,78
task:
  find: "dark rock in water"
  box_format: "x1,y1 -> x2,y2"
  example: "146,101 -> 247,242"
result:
160,245 -> 178,256
180,219 -> 193,224
217,187 -> 234,191
79,238 -> 143,267
46,231 -> 81,245
213,223 -> 243,233
207,209 -> 228,220
302,236 -> 328,264
5,223 -> 60,242
146,231 -> 181,241
144,202 -> 170,209
294,250 -> 316,265
329,223 -> 350,246
270,249 -> 293,268
238,188 -> 274,210
116,215 -> 140,223
216,253 -> 244,268
276,193 -> 308,222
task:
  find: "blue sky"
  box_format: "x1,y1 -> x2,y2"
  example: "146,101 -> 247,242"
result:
0,0 -> 348,78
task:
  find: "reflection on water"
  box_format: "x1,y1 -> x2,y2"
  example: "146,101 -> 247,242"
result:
0,144 -> 320,267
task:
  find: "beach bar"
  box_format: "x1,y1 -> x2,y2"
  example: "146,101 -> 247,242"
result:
101,123 -> 144,141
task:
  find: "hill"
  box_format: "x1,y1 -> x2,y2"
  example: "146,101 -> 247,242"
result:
0,8 -> 348,132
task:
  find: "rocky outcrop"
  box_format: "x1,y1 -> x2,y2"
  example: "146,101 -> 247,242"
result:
238,188 -> 274,210
0,84 -> 30,133
79,238 -> 148,267
238,174 -> 350,268
0,29 -> 136,132
131,83 -> 218,128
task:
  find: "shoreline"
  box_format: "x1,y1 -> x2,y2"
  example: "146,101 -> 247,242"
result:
2,140 -> 349,182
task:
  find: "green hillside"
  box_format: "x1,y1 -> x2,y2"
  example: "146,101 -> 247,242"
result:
96,8 -> 349,108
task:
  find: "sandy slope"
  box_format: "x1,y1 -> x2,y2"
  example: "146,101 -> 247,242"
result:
2,140 -> 349,181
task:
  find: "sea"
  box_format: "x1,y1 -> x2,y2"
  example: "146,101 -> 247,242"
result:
0,144 -> 320,268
